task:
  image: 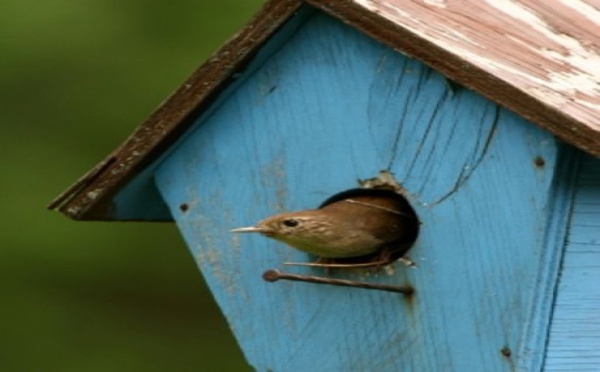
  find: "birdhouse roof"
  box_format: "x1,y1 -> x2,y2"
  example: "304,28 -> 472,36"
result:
50,0 -> 600,220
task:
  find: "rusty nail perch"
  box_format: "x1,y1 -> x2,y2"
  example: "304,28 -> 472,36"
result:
263,269 -> 414,295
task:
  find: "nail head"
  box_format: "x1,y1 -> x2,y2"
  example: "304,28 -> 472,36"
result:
263,269 -> 281,282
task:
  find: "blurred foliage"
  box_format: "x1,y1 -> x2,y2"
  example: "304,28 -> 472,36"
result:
1,0 -> 265,370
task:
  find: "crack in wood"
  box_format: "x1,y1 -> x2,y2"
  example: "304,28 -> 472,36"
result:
432,105 -> 500,205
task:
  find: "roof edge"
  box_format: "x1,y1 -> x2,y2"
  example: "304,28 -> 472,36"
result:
48,0 -> 304,220
307,0 -> 600,157
51,0 -> 600,221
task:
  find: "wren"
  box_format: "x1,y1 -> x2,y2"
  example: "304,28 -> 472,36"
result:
231,189 -> 418,264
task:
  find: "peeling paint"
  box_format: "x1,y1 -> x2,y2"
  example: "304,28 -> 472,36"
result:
560,0 -> 600,24
423,0 -> 446,8
86,189 -> 102,200
359,170 -> 403,191
354,0 -> 600,134
66,206 -> 82,216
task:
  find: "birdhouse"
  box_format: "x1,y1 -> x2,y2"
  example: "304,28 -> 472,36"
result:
50,1 -> 600,370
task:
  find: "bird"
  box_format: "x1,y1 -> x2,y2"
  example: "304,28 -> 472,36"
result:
231,189 -> 418,265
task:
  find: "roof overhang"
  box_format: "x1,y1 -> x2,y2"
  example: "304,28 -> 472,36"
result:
50,0 -> 600,220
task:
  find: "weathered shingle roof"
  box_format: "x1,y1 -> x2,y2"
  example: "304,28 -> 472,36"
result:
50,0 -> 600,220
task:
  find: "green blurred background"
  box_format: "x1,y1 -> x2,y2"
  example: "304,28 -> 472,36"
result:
2,1 -> 265,370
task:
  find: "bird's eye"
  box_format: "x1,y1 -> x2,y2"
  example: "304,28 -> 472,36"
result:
282,219 -> 299,227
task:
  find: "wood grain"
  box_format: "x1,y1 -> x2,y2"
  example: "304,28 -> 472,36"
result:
545,154 -> 600,371
154,13 -> 574,370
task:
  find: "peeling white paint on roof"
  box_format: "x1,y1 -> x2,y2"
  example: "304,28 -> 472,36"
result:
423,0 -> 446,8
486,0 -> 549,36
559,0 -> 600,25
353,0 -> 600,131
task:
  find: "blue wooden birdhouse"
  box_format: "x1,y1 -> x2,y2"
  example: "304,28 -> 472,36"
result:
51,0 -> 600,370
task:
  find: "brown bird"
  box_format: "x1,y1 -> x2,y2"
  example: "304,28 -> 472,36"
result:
231,189 -> 418,263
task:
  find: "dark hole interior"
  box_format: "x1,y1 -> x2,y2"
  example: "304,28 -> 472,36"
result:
316,187 -> 420,267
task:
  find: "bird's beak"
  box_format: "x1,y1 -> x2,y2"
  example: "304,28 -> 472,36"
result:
230,226 -> 266,233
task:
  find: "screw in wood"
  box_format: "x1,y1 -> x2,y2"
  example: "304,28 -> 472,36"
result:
262,269 -> 414,295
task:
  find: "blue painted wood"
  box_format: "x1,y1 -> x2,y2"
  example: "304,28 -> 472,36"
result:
545,154 -> 600,371
152,10 -> 574,371
110,166 -> 172,220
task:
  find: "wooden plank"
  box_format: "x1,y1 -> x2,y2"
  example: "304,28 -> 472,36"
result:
154,13 -> 573,370
545,154 -> 600,371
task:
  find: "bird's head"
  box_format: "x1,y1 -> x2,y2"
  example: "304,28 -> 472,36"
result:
231,211 -> 339,256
